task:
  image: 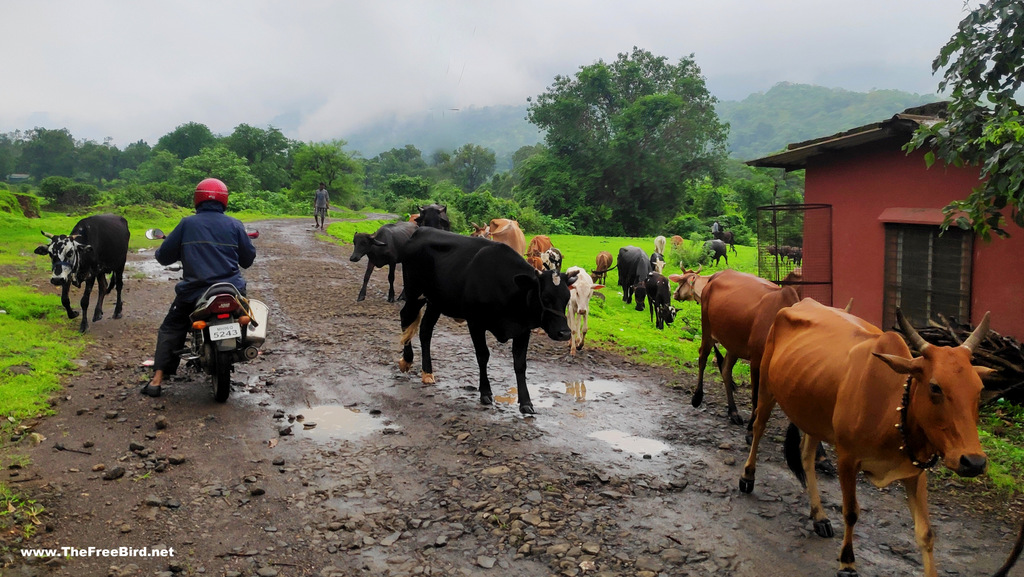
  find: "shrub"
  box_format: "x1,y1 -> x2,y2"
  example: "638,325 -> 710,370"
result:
38,177 -> 99,207
108,183 -> 156,206
671,233 -> 712,270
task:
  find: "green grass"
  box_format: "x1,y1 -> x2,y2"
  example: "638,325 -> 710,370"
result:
0,282 -> 85,425
976,401 -> 1024,493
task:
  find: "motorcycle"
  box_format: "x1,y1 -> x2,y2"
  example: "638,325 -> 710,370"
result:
145,228 -> 268,402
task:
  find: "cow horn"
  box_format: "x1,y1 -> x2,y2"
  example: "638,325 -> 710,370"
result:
695,264 -> 702,274
897,308 -> 930,353
42,230 -> 54,239
961,311 -> 991,353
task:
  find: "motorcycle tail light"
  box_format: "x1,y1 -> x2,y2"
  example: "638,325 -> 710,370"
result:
238,315 -> 251,326
192,320 -> 207,330
216,313 -> 231,319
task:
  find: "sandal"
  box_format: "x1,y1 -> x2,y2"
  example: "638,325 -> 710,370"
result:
141,384 -> 162,398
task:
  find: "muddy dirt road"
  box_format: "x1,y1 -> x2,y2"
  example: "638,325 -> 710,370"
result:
5,218 -> 1022,577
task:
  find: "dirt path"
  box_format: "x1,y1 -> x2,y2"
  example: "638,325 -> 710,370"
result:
4,218 -> 1022,577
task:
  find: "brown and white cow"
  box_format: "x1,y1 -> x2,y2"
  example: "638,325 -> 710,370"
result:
526,235 -> 553,258
668,265 -> 711,304
693,269 -> 800,427
739,300 -> 1024,577
565,266 -> 603,355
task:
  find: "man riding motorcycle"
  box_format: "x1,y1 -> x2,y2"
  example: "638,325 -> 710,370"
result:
142,178 -> 257,398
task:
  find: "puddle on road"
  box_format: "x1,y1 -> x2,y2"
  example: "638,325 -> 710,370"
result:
587,429 -> 670,456
494,379 -> 628,408
127,258 -> 179,279
293,405 -> 389,441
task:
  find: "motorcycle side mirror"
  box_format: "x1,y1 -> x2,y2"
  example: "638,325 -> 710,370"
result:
145,228 -> 165,240
247,230 -> 260,239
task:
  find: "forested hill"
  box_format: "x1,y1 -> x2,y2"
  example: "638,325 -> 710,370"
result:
342,83 -> 940,164
344,106 -> 543,169
718,82 -> 940,161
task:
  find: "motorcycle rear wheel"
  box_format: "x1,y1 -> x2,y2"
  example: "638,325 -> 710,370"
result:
212,350 -> 232,402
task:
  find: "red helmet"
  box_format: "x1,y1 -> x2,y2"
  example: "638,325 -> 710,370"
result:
194,178 -> 229,209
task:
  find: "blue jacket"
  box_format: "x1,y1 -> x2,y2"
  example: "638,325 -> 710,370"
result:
156,202 -> 257,301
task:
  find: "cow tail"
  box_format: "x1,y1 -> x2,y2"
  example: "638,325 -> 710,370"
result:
400,309 -> 424,347
712,344 -> 724,372
993,513 -> 1024,577
784,422 -> 807,489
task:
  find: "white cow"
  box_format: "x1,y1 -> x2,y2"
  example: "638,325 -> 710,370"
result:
566,266 -> 604,356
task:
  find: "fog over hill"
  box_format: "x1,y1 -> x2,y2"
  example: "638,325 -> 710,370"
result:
343,83 -> 941,167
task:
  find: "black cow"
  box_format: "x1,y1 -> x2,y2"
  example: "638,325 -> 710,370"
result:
34,213 -> 130,333
644,272 -> 677,330
350,221 -> 418,302
397,228 -> 576,415
414,204 -> 451,230
616,246 -> 651,311
706,239 -> 729,267
712,229 -> 738,254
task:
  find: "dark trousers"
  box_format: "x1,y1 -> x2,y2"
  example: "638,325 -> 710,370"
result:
153,296 -> 196,375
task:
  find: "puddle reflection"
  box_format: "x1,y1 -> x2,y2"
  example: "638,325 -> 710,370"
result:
296,405 -> 388,441
588,429 -> 670,455
495,379 -> 627,408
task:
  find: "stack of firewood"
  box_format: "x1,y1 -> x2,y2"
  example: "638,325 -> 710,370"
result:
898,314 -> 1024,403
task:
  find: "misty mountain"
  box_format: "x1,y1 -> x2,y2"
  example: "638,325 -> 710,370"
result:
718,82 -> 940,161
344,106 -> 543,170
341,83 -> 941,167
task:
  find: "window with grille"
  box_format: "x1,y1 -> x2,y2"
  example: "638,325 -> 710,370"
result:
882,223 -> 972,331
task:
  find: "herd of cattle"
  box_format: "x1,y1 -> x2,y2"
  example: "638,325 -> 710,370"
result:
32,207 -> 1024,577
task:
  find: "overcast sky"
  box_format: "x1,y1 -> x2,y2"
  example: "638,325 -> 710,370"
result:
3,1 -> 976,148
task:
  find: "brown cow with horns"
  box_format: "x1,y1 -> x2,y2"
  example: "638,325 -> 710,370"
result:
740,299 -> 1024,577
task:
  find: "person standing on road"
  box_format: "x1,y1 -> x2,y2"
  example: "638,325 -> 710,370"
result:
141,178 -> 257,398
314,182 -> 330,230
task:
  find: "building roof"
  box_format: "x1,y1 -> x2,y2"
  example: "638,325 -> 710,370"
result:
745,102 -> 949,171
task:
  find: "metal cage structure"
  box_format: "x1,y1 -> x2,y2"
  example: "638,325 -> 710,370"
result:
756,203 -> 832,306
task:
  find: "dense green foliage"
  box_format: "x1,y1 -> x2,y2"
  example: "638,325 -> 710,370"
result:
906,0 -> 1024,240
522,48 -> 729,236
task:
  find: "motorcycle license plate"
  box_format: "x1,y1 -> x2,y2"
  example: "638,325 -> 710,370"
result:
210,322 -> 242,341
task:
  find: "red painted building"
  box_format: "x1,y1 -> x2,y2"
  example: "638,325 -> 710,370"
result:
748,105 -> 1024,339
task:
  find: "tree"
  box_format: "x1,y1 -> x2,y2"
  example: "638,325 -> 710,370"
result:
906,0 -> 1024,239
155,122 -> 217,160
364,145 -> 428,191
76,140 -> 119,184
174,146 -> 259,194
0,132 -> 20,179
118,140 -> 152,174
525,47 -> 728,235
291,140 -> 364,205
123,149 -> 179,184
448,144 -> 496,192
19,128 -> 76,179
224,124 -> 290,191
